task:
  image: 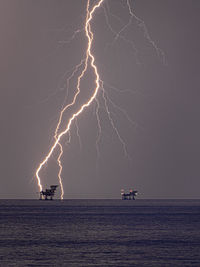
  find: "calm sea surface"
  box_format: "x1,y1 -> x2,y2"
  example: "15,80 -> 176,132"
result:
0,199 -> 200,266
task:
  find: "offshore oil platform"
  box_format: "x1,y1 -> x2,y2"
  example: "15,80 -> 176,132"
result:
40,185 -> 58,200
121,189 -> 138,200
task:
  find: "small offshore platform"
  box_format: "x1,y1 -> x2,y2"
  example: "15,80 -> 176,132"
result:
40,185 -> 58,200
121,189 -> 138,200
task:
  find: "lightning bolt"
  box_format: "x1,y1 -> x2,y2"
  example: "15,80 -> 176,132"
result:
35,0 -> 105,196
35,0 -> 163,199
95,98 -> 102,160
57,142 -> 64,200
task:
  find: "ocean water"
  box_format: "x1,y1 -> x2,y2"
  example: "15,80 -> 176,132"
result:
0,199 -> 200,266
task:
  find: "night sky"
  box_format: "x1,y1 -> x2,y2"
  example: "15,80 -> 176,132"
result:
0,0 -> 199,199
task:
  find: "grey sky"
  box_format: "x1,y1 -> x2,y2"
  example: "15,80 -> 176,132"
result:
0,0 -> 199,199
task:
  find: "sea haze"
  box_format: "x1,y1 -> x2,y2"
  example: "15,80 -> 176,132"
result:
0,199 -> 200,266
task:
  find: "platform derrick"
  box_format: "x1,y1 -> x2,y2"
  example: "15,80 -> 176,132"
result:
40,185 -> 58,200
121,189 -> 138,200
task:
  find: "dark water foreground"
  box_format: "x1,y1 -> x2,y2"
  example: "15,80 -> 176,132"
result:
0,199 -> 200,266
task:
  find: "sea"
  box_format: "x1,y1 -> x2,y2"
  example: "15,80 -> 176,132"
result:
0,199 -> 200,266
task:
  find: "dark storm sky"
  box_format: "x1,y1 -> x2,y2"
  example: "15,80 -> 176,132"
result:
0,0 -> 199,199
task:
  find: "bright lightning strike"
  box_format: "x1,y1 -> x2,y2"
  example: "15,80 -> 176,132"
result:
35,0 -> 105,197
35,0 -> 163,199
57,142 -> 64,200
